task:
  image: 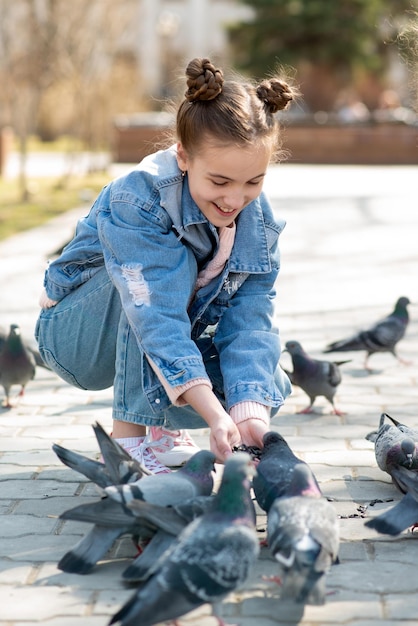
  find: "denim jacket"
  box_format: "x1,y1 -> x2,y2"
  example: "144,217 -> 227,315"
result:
43,146 -> 289,413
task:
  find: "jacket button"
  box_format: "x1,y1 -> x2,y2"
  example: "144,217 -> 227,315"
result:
155,398 -> 161,404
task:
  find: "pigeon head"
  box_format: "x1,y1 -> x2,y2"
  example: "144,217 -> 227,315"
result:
385,438 -> 417,471
401,439 -> 416,468
7,324 -> 23,349
223,451 -> 256,482
393,296 -> 410,322
215,452 -> 256,519
180,449 -> 216,486
395,296 -> 410,309
284,340 -> 306,357
262,431 -> 290,452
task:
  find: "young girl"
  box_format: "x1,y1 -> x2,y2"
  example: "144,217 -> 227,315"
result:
35,57 -> 294,474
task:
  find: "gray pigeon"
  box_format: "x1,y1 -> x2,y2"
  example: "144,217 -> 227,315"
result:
323,296 -> 411,370
365,413 -> 418,536
53,421 -> 150,490
56,448 -> 215,575
123,495 -> 214,582
283,340 -> 349,415
266,463 -> 340,605
58,498 -> 156,574
253,431 -> 320,513
104,449 -> 216,507
0,324 -> 36,408
365,412 -> 418,491
109,452 -> 259,626
365,466 -> 418,536
58,493 -> 213,576
0,325 -> 50,371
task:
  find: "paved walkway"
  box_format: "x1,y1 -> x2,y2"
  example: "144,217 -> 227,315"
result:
0,163 -> 418,625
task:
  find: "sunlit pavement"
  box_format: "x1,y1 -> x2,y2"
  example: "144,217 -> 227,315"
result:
0,162 -> 417,625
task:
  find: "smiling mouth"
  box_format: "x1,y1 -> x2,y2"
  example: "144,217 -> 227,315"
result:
215,203 -> 236,214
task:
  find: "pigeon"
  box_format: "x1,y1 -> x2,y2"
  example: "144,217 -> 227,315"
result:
323,296 -> 411,370
0,325 -> 50,371
365,412 -> 418,491
364,413 -> 418,536
364,465 -> 418,536
56,449 -> 216,575
266,463 -> 340,605
253,431 -> 320,513
123,494 -> 214,582
0,323 -> 36,407
53,421 -> 150,490
109,452 -> 259,626
283,340 -> 349,415
58,494 -> 213,576
104,449 -> 216,507
58,497 -> 156,574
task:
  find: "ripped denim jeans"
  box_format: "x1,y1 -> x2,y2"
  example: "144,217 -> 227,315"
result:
35,267 -> 227,429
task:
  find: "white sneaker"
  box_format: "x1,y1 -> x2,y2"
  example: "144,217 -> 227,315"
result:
119,436 -> 171,474
148,427 -> 201,467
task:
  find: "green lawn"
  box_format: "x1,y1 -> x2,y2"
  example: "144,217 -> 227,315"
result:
0,135 -> 111,241
0,172 -> 110,242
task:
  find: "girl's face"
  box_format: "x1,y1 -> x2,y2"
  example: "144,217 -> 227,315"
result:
176,140 -> 272,228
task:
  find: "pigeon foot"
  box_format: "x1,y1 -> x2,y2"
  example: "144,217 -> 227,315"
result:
262,574 -> 282,586
298,406 -> 315,414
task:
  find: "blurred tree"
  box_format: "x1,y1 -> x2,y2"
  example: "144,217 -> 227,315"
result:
397,11 -> 418,112
0,0 -> 59,199
228,0 -> 416,111
0,0 -> 140,200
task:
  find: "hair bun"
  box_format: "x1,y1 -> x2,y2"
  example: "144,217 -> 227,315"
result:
256,79 -> 294,114
185,57 -> 224,102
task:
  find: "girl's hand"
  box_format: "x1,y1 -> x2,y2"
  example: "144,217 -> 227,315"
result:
236,418 -> 269,449
180,384 -> 241,463
209,417 -> 241,463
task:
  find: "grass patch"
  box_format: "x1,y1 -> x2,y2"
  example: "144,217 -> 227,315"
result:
0,172 -> 110,241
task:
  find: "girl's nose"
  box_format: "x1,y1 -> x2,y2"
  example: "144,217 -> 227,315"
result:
222,189 -> 245,211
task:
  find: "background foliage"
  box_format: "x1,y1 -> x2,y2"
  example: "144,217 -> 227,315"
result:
228,0 -> 417,110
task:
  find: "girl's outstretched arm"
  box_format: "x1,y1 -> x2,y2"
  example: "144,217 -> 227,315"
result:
181,385 -> 241,462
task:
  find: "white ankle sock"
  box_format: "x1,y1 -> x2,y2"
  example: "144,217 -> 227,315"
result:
115,436 -> 144,449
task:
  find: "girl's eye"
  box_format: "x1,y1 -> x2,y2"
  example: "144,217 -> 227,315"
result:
212,180 -> 227,186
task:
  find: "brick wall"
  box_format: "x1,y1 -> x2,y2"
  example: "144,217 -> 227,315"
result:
282,123 -> 418,165
112,117 -> 418,165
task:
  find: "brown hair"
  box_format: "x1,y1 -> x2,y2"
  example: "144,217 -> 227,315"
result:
175,57 -> 296,161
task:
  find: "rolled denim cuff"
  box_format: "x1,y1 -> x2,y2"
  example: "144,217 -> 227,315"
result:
168,378 -> 212,406
147,355 -> 212,406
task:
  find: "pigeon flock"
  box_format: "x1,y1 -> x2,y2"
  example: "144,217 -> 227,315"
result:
281,296 -> 412,416
54,425 -> 261,625
1,293 -> 415,623
52,409 -> 418,624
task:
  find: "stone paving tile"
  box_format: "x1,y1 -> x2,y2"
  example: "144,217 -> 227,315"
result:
1,164 -> 418,625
